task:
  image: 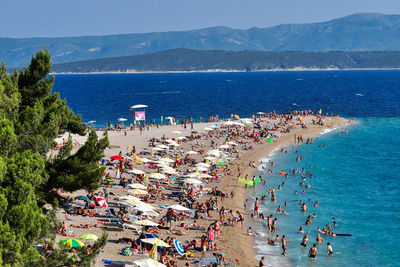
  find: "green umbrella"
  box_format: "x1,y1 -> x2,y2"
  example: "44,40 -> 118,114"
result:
218,162 -> 227,165
58,238 -> 85,248
78,234 -> 99,241
75,195 -> 91,202
267,138 -> 274,143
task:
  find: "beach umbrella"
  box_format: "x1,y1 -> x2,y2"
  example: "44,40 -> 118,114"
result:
169,204 -> 190,211
218,162 -> 227,165
186,151 -> 198,155
159,158 -> 174,163
172,130 -> 182,134
142,210 -> 160,217
58,239 -> 85,248
195,167 -> 208,172
173,240 -> 185,255
110,155 -> 123,160
78,234 -> 99,241
204,156 -> 216,161
75,195 -> 91,202
152,147 -> 163,151
95,197 -> 108,207
206,149 -> 221,156
196,162 -> 210,168
120,195 -> 141,201
157,144 -> 169,149
149,243 -> 158,260
184,178 -> 202,185
139,158 -> 151,163
133,258 -> 166,267
177,136 -> 187,140
227,141 -> 238,145
140,238 -> 170,247
149,173 -> 166,179
234,114 -> 240,120
188,172 -> 200,178
203,127 -> 213,131
127,183 -> 147,189
128,169 -> 146,175
134,220 -> 159,226
219,144 -> 229,149
198,173 -> 212,179
129,189 -> 148,195
267,138 -> 274,143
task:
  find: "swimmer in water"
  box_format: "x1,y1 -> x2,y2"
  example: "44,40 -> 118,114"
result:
309,244 -> 317,259
298,226 -> 304,233
300,233 -> 309,247
327,242 -> 333,255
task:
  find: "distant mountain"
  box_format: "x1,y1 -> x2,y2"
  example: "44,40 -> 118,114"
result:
3,13 -> 400,67
52,49 -> 400,73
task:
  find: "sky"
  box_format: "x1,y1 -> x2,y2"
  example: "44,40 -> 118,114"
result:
2,0 -> 400,38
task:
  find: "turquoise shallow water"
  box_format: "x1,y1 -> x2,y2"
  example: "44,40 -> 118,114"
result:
251,117 -> 400,267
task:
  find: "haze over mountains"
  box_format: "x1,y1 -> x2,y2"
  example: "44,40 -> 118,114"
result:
2,13 -> 400,68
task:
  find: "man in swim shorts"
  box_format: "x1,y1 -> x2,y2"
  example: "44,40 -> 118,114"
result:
327,242 -> 333,255
309,244 -> 317,259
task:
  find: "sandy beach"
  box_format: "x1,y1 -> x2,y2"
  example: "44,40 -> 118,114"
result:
55,114 -> 348,267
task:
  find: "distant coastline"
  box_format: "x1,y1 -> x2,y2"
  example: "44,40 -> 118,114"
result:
51,67 -> 400,75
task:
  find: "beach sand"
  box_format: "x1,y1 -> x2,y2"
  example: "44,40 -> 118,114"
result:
55,115 -> 348,266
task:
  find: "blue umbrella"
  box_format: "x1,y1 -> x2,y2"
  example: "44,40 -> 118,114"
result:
174,240 -> 185,255
75,195 -> 91,202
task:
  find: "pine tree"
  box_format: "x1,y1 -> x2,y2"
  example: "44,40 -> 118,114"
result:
0,49 -> 108,266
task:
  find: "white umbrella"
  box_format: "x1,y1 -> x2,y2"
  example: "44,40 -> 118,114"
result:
195,167 -> 208,172
220,144 -> 229,149
133,258 -> 166,267
139,158 -> 151,163
186,151 -> 198,155
184,178 -> 202,185
120,195 -> 141,201
149,173 -> 166,179
206,149 -> 221,156
196,163 -> 210,168
227,141 -> 238,145
128,169 -> 146,175
199,173 -> 212,179
159,158 -> 174,163
129,189 -> 148,195
188,172 -> 200,178
157,144 -> 169,149
203,127 -> 213,131
169,204 -> 190,211
127,183 -> 147,189
177,136 -> 187,140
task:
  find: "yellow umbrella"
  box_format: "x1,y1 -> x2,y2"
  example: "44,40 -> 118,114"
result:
149,243 -> 158,260
140,238 -> 170,247
129,189 -> 148,195
78,234 -> 99,241
58,239 -> 85,248
127,183 -> 147,189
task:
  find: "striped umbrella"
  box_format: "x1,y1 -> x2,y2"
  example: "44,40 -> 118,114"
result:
173,240 -> 185,255
58,239 -> 85,248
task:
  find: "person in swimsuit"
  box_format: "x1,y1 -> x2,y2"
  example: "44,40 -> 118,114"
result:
259,256 -> 266,267
254,198 -> 259,216
281,235 -> 287,256
300,233 -> 309,247
309,244 -> 317,259
327,242 -> 333,255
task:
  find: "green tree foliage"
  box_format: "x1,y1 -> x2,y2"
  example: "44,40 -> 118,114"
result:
0,50 -> 108,266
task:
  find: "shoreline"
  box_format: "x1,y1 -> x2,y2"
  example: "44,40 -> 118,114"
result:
211,116 -> 349,266
246,120 -> 352,266
50,68 -> 400,75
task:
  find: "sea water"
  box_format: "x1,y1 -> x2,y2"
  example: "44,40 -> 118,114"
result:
53,70 -> 400,126
251,117 -> 400,267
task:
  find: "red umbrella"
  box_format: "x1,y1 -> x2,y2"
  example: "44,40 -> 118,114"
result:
110,155 -> 123,160
95,197 -> 108,207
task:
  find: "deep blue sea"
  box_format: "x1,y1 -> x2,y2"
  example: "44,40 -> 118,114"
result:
53,71 -> 400,266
